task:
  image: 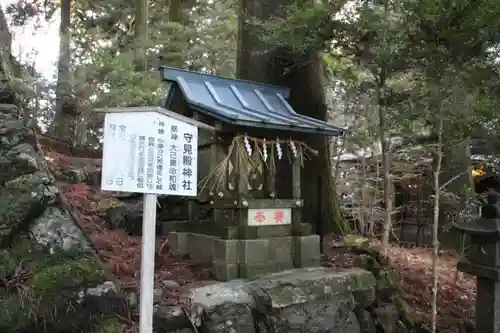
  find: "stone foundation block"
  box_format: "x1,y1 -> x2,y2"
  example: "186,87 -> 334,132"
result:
188,233 -> 216,263
238,261 -> 294,279
268,237 -> 293,262
213,238 -> 240,264
238,239 -> 270,264
293,235 -> 321,268
167,232 -> 188,256
212,260 -> 239,281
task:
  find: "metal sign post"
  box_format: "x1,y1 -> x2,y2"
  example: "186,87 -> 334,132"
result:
96,106 -> 212,333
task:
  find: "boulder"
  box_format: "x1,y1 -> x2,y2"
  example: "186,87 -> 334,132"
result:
151,266 -> 419,333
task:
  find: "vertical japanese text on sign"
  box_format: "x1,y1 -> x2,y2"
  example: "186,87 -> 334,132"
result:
168,125 -> 178,192
137,136 -> 146,189
182,132 -> 194,192
101,111 -> 198,196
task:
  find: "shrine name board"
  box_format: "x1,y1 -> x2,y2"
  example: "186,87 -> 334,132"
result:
101,111 -> 198,196
247,208 -> 292,226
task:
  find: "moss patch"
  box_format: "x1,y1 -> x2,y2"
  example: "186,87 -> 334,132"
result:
0,239 -> 121,333
98,317 -> 124,333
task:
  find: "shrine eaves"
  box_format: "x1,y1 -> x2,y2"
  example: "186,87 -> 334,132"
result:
159,66 -> 346,137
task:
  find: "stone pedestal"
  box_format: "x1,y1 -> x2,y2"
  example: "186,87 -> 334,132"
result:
477,277 -> 500,333
168,231 -> 321,280
457,261 -> 500,333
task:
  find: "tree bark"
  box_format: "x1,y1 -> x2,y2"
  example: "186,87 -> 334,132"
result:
377,79 -> 393,256
51,0 -> 72,139
237,0 -> 342,234
134,0 -> 148,71
167,0 -> 188,68
431,119 -> 443,333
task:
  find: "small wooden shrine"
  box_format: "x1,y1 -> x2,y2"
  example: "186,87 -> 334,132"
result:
161,66 -> 345,280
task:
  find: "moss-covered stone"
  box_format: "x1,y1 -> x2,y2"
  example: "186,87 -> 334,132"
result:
395,298 -> 417,328
373,304 -> 399,333
0,171 -> 58,245
60,168 -> 87,184
350,267 -> 377,287
376,267 -> 400,301
29,253 -> 104,296
97,318 -> 123,333
0,240 -> 118,333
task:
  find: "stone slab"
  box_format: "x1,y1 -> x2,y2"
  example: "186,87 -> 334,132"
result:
239,225 -> 292,239
167,232 -> 188,256
293,235 -> 321,268
213,238 -> 240,263
212,260 -> 239,281
268,237 -> 293,262
238,261 -> 294,279
246,267 -> 375,309
238,238 -> 270,264
186,280 -> 255,310
187,233 -> 216,263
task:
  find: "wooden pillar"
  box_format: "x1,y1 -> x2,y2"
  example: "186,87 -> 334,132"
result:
209,122 -> 226,224
265,163 -> 276,198
235,144 -> 249,228
292,156 -> 302,231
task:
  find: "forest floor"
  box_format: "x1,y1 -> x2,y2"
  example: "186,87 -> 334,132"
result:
37,134 -> 476,333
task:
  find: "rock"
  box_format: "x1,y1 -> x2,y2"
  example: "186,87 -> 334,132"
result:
0,119 -> 34,150
393,297 -> 418,328
202,302 -> 255,333
0,143 -> 41,184
154,305 -> 192,332
247,267 -> 369,333
149,262 -> 422,333
375,267 -> 400,302
58,167 -> 102,185
355,309 -> 377,333
61,168 -> 87,184
373,304 -> 399,333
30,206 -> 89,253
105,201 -> 144,235
0,240 -> 124,333
0,171 -> 58,246
186,279 -> 255,331
352,287 -> 376,308
162,279 -> 182,290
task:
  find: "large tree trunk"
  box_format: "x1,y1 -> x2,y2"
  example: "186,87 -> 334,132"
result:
52,0 -> 72,139
237,0 -> 341,235
167,0 -> 190,68
134,0 -> 148,71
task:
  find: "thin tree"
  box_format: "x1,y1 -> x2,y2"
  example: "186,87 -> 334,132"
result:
431,115 -> 443,333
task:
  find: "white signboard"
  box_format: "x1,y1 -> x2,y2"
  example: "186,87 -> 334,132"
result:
101,111 -> 198,196
247,208 -> 292,226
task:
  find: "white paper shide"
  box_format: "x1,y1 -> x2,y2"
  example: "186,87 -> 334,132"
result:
101,111 -> 198,196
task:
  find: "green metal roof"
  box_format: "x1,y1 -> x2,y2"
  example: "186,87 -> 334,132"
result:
160,66 -> 346,136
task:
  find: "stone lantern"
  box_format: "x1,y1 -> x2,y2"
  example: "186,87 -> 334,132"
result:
453,192 -> 500,333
